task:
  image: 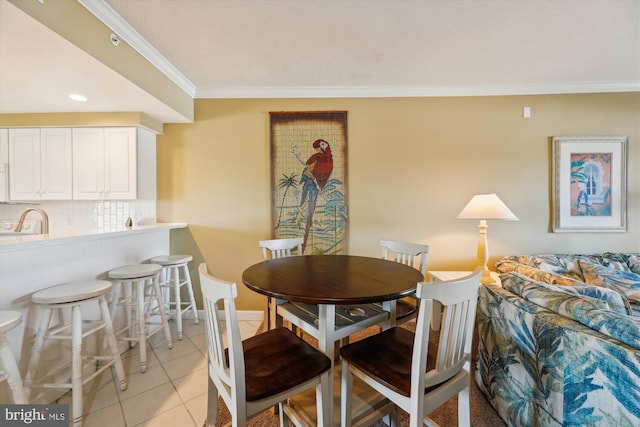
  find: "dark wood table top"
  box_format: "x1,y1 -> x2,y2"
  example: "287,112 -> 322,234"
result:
242,255 -> 424,305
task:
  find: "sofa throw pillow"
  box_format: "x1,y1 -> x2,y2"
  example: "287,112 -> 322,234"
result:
496,255 -> 584,280
496,261 -> 584,286
579,259 -> 640,303
625,254 -> 640,275
600,252 -> 633,272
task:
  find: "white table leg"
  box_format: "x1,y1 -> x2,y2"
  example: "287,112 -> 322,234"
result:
381,300 -> 396,329
317,304 -> 336,426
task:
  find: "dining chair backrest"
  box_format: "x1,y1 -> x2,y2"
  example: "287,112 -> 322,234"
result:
415,270 -> 480,394
259,237 -> 304,260
380,239 -> 429,277
258,237 -> 304,331
379,239 -> 429,324
199,263 -> 245,415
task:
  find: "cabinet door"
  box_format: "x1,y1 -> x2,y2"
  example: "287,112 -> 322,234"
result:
73,128 -> 106,200
9,128 -> 41,200
40,128 -> 72,199
105,128 -> 136,199
73,127 -> 136,200
8,128 -> 72,200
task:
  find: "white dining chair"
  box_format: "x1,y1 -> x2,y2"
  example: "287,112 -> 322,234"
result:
340,270 -> 481,427
258,238 -> 390,351
199,263 -> 332,427
380,239 -> 429,325
258,237 -> 304,331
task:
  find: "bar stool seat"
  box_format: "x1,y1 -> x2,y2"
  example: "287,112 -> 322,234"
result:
108,264 -> 173,373
25,281 -> 127,427
150,254 -> 199,340
0,310 -> 28,404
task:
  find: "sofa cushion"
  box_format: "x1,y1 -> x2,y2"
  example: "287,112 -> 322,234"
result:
574,308 -> 640,350
499,270 -> 631,315
578,259 -> 640,303
501,273 -> 617,319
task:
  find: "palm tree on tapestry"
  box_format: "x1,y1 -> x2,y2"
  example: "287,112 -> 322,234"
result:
275,173 -> 299,229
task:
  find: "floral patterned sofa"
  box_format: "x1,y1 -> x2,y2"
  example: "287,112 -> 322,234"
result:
475,253 -> 640,426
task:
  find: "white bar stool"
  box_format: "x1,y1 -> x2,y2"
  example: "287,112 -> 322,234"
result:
0,310 -> 28,404
24,281 -> 127,427
108,264 -> 173,373
150,255 -> 199,340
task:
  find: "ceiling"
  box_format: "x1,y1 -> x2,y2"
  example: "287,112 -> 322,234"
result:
1,0 -> 639,124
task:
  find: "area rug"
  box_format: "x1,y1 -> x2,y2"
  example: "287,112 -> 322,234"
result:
205,322 -> 507,426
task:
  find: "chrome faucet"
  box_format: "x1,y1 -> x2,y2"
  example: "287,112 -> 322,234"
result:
14,207 -> 49,234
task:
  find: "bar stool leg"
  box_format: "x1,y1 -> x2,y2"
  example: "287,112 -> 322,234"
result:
136,279 -> 148,373
71,305 -> 83,427
0,334 -> 27,404
98,296 -> 127,391
24,307 -> 53,394
152,274 -> 173,347
109,283 -> 121,323
125,282 -> 135,348
183,264 -> 199,325
172,266 -> 183,339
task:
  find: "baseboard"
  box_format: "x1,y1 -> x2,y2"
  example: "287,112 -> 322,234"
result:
189,309 -> 264,322
235,310 -> 265,322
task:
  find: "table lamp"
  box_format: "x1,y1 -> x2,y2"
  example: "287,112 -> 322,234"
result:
457,193 -> 518,284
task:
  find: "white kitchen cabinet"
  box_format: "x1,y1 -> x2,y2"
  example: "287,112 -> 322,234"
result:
8,128 -> 73,200
72,127 -> 137,200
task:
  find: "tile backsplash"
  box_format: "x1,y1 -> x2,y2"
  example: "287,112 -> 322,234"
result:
0,200 -> 156,232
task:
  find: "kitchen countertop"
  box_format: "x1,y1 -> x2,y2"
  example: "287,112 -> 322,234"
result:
0,222 -> 187,251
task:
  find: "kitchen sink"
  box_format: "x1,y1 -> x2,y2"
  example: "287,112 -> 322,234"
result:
0,219 -> 43,235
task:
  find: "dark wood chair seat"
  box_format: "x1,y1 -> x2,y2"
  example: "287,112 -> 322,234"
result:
241,327 -> 331,401
340,326 -> 439,397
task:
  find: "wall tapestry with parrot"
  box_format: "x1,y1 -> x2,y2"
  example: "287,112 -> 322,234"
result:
270,111 -> 348,254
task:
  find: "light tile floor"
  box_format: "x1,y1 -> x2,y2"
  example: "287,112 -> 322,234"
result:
56,319 -> 262,427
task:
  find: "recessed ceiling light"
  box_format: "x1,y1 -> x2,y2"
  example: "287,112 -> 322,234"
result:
69,93 -> 88,102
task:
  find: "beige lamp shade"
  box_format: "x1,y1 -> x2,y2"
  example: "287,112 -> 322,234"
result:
457,193 -> 519,221
457,193 -> 518,284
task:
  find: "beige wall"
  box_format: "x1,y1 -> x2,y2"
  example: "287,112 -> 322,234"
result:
158,93 -> 640,311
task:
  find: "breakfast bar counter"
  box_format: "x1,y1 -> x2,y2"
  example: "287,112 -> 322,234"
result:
0,222 -> 188,403
0,222 -> 187,252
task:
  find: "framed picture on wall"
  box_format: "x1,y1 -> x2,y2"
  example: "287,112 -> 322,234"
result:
269,111 -> 348,254
551,136 -> 628,233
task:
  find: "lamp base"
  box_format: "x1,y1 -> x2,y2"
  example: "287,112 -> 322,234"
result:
480,269 -> 496,284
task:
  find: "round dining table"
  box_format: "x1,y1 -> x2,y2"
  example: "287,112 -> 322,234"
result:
242,254 -> 424,426
242,254 -> 423,304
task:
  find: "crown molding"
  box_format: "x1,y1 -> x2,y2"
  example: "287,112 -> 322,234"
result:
196,81 -> 640,99
78,0 -> 197,97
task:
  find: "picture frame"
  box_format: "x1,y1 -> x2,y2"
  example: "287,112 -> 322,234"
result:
551,136 -> 628,233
